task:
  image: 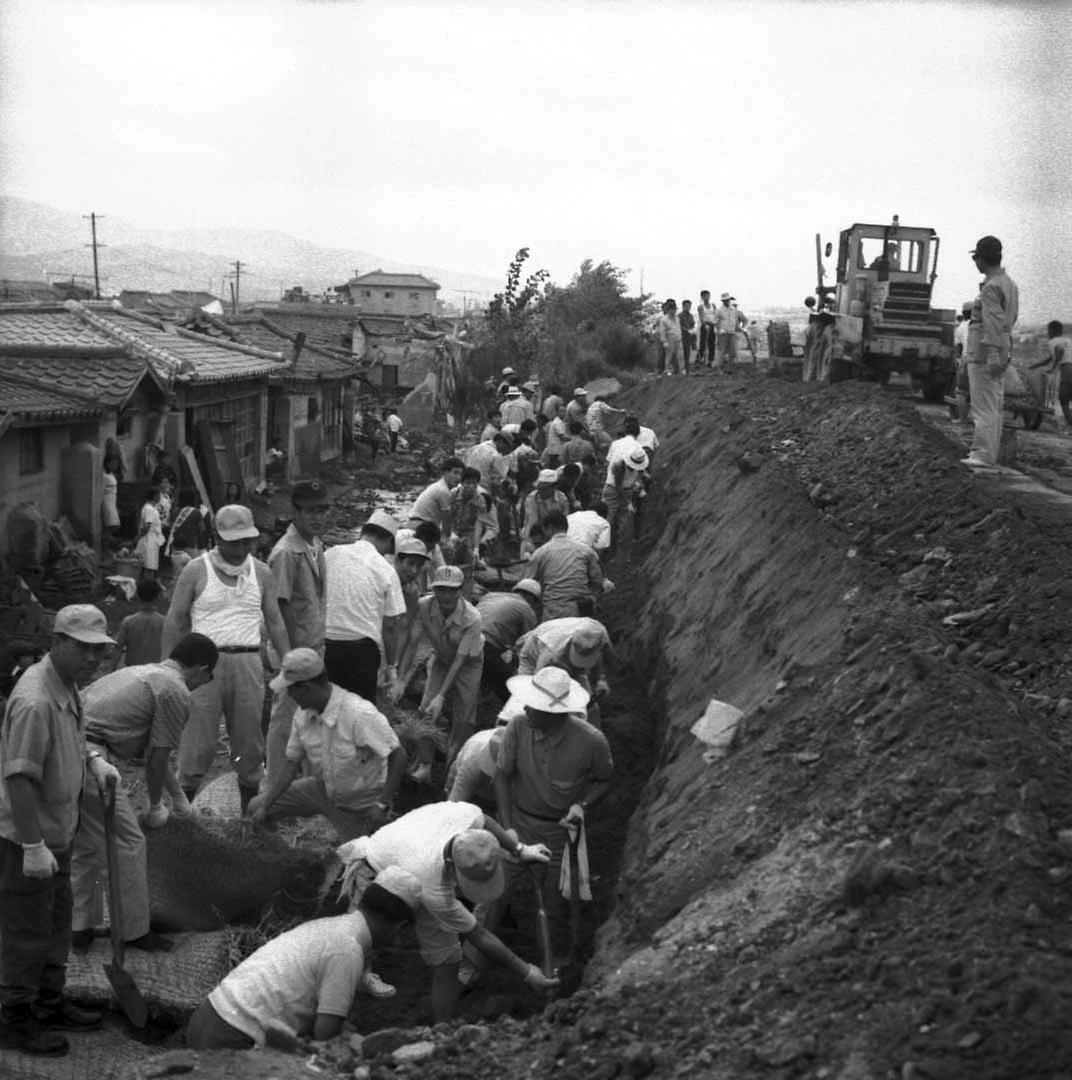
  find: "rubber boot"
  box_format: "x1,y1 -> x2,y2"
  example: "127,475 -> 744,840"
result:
238,783 -> 259,815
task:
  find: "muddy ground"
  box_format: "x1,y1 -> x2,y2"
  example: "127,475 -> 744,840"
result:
117,374 -> 1072,1080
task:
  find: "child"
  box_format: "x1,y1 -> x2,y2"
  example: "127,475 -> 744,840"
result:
135,487 -> 165,581
111,579 -> 166,669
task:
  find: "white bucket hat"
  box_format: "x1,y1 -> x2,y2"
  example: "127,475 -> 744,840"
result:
505,667 -> 590,714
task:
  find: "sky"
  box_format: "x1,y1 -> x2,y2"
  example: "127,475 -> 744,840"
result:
0,0 -> 1070,321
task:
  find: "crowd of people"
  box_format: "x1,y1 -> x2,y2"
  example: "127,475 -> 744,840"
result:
0,372 -> 660,1057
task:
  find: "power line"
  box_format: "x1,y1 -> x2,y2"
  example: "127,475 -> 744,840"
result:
227,260 -> 251,314
83,212 -> 105,299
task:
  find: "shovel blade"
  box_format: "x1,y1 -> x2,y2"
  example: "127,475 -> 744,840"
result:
105,963 -> 148,1028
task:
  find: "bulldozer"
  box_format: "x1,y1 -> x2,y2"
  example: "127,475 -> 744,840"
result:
812,215 -> 957,400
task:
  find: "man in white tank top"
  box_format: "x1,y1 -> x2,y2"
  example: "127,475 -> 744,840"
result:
163,505 -> 290,811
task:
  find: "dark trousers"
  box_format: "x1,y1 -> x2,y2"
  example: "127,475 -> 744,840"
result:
699,324 -> 716,365
1060,367 -> 1072,424
682,336 -> 693,372
481,640 -> 515,704
0,839 -> 73,1008
389,430 -> 399,453
324,638 -> 381,702
186,998 -> 255,1050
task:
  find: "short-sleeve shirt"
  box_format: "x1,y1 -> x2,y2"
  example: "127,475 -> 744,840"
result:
83,661 -> 191,761
364,801 -> 486,942
210,912 -> 371,1046
636,426 -> 659,453
465,441 -> 510,490
447,728 -> 501,803
525,534 -> 603,612
268,525 -> 325,651
1050,336 -> 1071,368
416,595 -> 483,662
408,478 -> 453,532
475,593 -> 537,651
114,609 -> 165,668
498,713 -> 613,820
567,510 -> 611,552
516,616 -> 610,681
285,685 -> 400,810
324,539 -> 407,647
0,656 -> 86,847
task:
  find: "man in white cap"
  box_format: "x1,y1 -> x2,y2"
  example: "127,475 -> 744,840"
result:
525,510 -> 604,621
71,632 -> 219,956
248,649 -> 406,840
515,615 -> 612,727
567,500 -> 611,554
500,386 -> 534,428
495,367 -> 517,398
714,292 -> 745,372
491,668 -> 613,965
476,579 -> 542,702
565,387 -> 589,427
165,505 -> 290,813
335,801 -> 557,1021
186,864 -> 423,1049
323,509 -> 407,704
602,443 -> 649,555
391,566 -> 484,764
0,605 -> 120,1056
521,468 -> 571,555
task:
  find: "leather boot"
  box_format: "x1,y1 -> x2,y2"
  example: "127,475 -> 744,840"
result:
238,783 -> 259,815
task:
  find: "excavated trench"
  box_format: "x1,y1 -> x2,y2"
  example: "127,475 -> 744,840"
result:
114,375 -> 1072,1079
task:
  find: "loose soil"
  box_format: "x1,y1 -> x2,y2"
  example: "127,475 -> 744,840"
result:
118,374 -> 1072,1079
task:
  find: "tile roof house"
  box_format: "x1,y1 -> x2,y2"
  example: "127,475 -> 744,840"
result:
336,269 -> 440,317
0,300 -> 297,548
245,302 -> 364,359
119,290 -> 225,316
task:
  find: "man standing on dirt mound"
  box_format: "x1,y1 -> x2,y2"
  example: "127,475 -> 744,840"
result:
962,235 -> 1019,468
166,506 -> 290,814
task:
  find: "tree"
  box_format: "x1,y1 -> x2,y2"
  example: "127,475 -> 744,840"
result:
484,247 -> 549,377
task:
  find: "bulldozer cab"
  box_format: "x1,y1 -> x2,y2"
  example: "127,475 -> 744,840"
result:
836,223 -> 938,297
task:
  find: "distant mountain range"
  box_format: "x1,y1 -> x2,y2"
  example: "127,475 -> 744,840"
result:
0,196 -> 500,304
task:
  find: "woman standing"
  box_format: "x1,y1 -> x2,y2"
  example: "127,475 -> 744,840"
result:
135,487 -> 165,581
102,456 -> 121,546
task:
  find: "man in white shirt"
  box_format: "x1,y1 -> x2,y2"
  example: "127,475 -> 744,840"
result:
567,502 -> 611,553
635,421 -> 660,467
714,292 -> 744,372
384,409 -> 404,453
407,457 -> 464,534
186,866 -> 422,1049
323,510 -> 407,703
1047,319 -> 1071,426
248,650 -> 407,840
500,388 -> 534,427
697,290 -> 718,368
464,433 -> 513,495
335,801 -> 557,1021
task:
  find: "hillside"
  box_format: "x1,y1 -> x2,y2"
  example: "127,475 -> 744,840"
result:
0,195 -> 500,303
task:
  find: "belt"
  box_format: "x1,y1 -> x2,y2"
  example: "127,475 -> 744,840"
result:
217,645 -> 260,653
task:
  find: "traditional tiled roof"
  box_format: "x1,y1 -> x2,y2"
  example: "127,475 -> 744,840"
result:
348,270 -> 440,290
119,290 -> 222,313
0,348 -> 152,407
0,372 -> 104,427
0,305 -> 118,349
246,304 -> 361,357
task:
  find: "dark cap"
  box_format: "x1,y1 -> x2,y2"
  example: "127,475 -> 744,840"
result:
292,480 -> 328,506
970,235 -> 1002,261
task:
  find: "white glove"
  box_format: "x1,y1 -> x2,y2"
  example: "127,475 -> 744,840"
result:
336,838 -> 365,864
602,579 -> 616,594
517,842 -> 551,864
499,649 -> 514,665
143,801 -> 169,829
560,803 -> 586,828
88,755 -> 121,791
22,841 -> 58,879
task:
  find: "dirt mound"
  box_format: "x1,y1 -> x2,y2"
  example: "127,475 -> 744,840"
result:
159,375 -> 1072,1079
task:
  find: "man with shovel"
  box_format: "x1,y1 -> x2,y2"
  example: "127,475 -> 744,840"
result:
0,606 -> 120,1057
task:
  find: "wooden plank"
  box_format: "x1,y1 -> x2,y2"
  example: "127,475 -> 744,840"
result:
179,445 -> 213,513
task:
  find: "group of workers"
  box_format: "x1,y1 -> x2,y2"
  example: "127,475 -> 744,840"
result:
0,375 -> 660,1057
656,290 -> 755,376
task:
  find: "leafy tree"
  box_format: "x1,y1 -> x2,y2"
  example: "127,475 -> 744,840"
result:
485,247 -> 549,377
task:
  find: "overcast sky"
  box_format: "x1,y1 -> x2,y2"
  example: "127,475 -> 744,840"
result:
1,0 -> 1069,320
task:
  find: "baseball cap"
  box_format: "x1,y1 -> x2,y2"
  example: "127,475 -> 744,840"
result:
624,446 -> 649,471
970,235 -> 1002,260
292,480 -> 328,507
573,387 -> 587,397
215,504 -> 260,541
568,621 -> 605,668
512,578 -> 542,599
396,536 -> 430,560
450,829 -> 505,904
269,647 -> 325,692
501,366 -> 515,376
54,604 -> 116,645
506,667 -> 590,714
537,468 -> 558,484
364,509 -> 399,536
372,866 -> 422,912
431,565 -> 465,590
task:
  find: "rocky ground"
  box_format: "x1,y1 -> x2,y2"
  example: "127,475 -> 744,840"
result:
114,374 -> 1072,1080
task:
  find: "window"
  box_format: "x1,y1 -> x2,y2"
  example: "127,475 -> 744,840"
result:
382,365 -> 399,389
409,291 -> 421,300
363,290 -> 372,298
857,237 -> 923,274
383,291 -> 394,299
18,429 -> 44,474
307,396 -> 320,422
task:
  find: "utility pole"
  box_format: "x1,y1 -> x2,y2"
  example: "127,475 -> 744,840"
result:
84,212 -> 104,298
227,260 -> 250,314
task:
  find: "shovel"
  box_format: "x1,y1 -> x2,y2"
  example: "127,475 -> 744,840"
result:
527,863 -> 556,998
101,777 -> 149,1028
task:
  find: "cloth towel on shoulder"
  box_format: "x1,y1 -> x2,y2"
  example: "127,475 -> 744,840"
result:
558,819 -> 592,901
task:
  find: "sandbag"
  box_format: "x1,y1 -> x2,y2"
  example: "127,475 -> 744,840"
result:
146,811 -> 329,931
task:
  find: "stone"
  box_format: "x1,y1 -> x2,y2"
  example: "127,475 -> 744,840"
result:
956,1032 -> 982,1049
349,1034 -> 364,1056
353,1068 -> 371,1080
141,1052 -> 197,1077
393,1041 -> 437,1063
362,1027 -> 413,1058
621,1041 -> 656,1077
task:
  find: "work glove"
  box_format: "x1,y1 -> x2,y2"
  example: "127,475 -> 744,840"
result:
499,649 -> 514,665
601,579 -> 615,594
21,841 -> 58,879
142,801 -> 170,829
559,803 -> 586,828
424,694 -> 446,723
593,678 -> 610,701
517,842 -> 551,864
169,785 -> 193,817
87,755 -> 121,791
522,963 -> 559,991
